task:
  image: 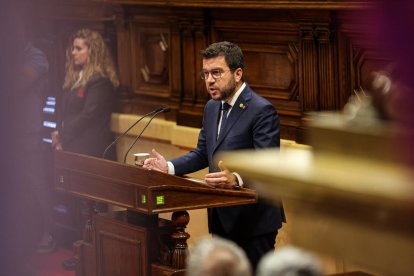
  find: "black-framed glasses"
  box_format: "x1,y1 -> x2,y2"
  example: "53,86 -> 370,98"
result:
200,69 -> 231,80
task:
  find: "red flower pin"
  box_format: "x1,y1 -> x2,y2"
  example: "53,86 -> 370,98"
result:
76,88 -> 85,98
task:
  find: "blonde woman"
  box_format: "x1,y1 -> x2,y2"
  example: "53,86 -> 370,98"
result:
52,28 -> 119,160
52,29 -> 119,270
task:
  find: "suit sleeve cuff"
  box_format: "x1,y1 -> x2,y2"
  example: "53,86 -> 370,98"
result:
232,172 -> 243,187
167,161 -> 175,175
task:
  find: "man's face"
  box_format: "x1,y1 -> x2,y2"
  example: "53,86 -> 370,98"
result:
202,56 -> 240,102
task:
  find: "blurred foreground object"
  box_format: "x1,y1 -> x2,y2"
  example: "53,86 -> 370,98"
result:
308,72 -> 411,165
219,104 -> 414,274
219,142 -> 414,275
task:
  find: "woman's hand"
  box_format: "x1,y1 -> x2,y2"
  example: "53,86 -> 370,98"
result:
51,130 -> 63,150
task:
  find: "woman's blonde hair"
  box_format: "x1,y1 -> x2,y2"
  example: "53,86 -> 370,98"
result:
63,28 -> 120,89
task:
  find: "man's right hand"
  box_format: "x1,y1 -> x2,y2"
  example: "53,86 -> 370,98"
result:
142,149 -> 168,173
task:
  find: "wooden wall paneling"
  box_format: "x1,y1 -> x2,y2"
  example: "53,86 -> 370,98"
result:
116,6 -> 175,115
336,16 -> 354,109
194,24 -> 211,104
295,10 -> 339,112
176,12 -> 209,128
315,22 -> 338,110
121,6 -> 208,123
280,42 -> 303,140
106,0 -> 375,10
41,0 -> 110,21
130,12 -> 171,107
210,9 -> 303,140
181,20 -> 200,104
169,16 -> 183,119
337,10 -> 392,103
300,23 -> 320,112
114,7 -> 133,88
353,47 -> 391,92
241,41 -> 302,141
338,10 -> 373,94
113,8 -> 138,113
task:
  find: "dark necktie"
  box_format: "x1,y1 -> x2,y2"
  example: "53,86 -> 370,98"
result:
218,102 -> 231,138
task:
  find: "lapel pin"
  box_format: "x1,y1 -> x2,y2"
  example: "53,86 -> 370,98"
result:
239,103 -> 246,109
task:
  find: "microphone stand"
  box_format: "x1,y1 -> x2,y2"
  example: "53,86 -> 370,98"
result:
102,107 -> 163,158
123,108 -> 170,163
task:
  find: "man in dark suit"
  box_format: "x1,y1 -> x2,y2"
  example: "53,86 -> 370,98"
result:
143,41 -> 284,270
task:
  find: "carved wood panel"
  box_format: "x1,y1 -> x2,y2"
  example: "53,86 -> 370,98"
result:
211,9 -> 302,140
337,10 -> 393,106
316,25 -> 338,110
175,13 -> 210,127
130,19 -> 171,95
94,213 -> 158,276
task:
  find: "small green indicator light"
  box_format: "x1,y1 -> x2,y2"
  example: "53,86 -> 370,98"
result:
156,195 -> 165,205
141,195 -> 147,204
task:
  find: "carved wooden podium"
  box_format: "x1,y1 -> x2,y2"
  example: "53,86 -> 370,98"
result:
54,150 -> 257,276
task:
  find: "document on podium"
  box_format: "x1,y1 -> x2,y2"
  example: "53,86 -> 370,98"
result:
185,177 -> 215,188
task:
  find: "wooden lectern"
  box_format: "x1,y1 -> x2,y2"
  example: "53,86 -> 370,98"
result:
54,150 -> 257,276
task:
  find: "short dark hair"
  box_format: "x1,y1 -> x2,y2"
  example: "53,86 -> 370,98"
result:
200,41 -> 245,72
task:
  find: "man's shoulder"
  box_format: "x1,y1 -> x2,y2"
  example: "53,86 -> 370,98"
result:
244,87 -> 274,108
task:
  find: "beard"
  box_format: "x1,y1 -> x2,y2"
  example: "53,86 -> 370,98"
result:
214,77 -> 236,101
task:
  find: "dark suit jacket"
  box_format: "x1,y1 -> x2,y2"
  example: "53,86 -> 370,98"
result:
59,75 -> 116,159
171,84 -> 284,238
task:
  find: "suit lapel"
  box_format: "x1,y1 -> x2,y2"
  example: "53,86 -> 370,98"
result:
212,102 -> 221,142
213,86 -> 251,151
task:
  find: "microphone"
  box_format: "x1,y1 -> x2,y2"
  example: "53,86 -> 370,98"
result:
102,107 -> 164,158
123,107 -> 171,163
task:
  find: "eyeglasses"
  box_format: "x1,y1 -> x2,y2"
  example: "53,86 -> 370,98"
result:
200,69 -> 230,80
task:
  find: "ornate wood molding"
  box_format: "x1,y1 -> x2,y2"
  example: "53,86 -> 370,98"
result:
107,0 -> 375,10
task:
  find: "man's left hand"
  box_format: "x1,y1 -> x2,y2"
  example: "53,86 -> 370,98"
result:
204,160 -> 237,189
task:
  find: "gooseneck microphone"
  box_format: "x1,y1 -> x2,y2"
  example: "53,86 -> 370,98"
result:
102,107 -> 164,159
123,107 -> 171,163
